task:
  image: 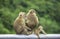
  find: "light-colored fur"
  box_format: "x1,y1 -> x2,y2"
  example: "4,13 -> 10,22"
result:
13,12 -> 31,34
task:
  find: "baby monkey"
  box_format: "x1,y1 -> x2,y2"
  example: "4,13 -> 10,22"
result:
34,26 -> 47,39
13,12 -> 31,35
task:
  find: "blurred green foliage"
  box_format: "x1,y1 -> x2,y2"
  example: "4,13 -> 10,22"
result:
0,0 -> 60,34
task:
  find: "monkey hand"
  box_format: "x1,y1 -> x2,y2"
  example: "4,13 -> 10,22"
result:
24,26 -> 31,30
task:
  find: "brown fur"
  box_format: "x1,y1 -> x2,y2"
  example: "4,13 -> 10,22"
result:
26,9 -> 39,29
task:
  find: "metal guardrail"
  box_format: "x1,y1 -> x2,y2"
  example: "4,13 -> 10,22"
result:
0,34 -> 60,39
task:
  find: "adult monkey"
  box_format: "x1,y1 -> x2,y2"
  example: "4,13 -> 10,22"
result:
26,9 -> 47,39
26,9 -> 39,30
13,12 -> 31,35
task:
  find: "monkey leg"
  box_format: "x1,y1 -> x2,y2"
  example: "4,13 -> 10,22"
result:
22,29 -> 32,35
26,31 -> 32,35
35,32 -> 40,39
33,29 -> 40,39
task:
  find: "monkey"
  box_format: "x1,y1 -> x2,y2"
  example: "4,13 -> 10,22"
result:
33,26 -> 47,39
13,10 -> 46,38
25,9 -> 47,38
13,12 -> 31,35
26,9 -> 39,30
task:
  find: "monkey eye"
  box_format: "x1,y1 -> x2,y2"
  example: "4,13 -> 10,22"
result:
30,11 -> 36,14
30,11 -> 33,14
20,15 -> 22,16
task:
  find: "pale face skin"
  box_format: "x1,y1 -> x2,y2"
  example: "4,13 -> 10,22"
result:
19,12 -> 26,19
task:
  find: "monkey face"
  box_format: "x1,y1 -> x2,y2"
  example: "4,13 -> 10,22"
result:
38,26 -> 43,31
30,9 -> 36,13
29,9 -> 36,16
19,12 -> 26,18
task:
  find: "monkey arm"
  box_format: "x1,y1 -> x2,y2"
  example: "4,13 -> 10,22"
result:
38,26 -> 47,35
24,26 -> 31,30
41,29 -> 47,35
